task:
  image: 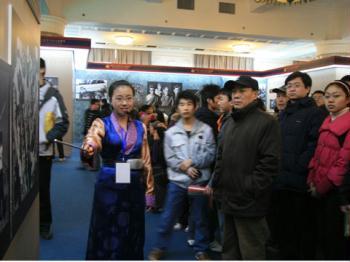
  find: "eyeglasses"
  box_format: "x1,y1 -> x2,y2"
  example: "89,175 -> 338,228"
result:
286,82 -> 303,89
114,96 -> 134,103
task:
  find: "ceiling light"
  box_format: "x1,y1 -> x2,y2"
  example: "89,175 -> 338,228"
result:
114,36 -> 134,45
232,44 -> 251,53
276,0 -> 302,4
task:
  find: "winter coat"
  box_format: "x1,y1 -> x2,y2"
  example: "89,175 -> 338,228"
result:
339,172 -> 350,206
195,107 -> 219,140
307,112 -> 350,195
213,101 -> 281,217
39,83 -> 69,156
163,119 -> 216,189
275,97 -> 326,192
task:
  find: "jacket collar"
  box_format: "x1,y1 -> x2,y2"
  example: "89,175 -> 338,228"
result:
231,100 -> 259,121
284,97 -> 316,114
174,118 -> 202,135
320,111 -> 350,136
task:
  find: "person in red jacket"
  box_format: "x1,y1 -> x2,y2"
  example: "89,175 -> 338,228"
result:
307,80 -> 350,260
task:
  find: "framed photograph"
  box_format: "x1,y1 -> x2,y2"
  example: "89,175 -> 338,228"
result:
11,8 -> 40,237
75,79 -> 108,100
0,59 -> 12,258
132,82 -> 147,108
146,81 -> 182,114
26,0 -> 40,24
269,99 -> 276,110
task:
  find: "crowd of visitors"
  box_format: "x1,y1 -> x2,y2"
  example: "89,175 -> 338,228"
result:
40,55 -> 350,260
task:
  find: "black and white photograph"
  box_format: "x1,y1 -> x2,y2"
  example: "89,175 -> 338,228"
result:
146,82 -> 182,114
75,79 -> 108,100
269,99 -> 276,111
258,84 -> 267,106
132,82 -> 147,108
0,60 -> 12,258
11,8 -> 39,234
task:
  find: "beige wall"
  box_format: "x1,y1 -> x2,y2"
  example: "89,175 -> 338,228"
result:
40,49 -> 74,156
0,0 -> 40,62
0,0 -> 8,62
45,0 -> 64,17
0,0 -> 40,259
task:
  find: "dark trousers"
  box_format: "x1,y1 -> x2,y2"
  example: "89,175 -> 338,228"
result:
153,166 -> 168,209
39,156 -> 53,225
316,190 -> 350,260
208,201 -> 220,242
266,191 -> 281,260
222,214 -> 269,260
271,190 -> 317,260
53,138 -> 64,158
178,196 -> 190,227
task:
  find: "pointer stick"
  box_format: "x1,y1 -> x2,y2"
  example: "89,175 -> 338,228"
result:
54,139 -> 87,152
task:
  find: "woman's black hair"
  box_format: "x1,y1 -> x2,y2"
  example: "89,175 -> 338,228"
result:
324,80 -> 350,97
108,80 -> 135,99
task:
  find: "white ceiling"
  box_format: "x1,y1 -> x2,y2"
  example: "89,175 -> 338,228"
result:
64,22 -> 316,60
60,0 -> 349,62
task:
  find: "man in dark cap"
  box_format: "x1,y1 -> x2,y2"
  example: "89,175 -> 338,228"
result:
311,90 -> 329,117
272,85 -> 288,119
212,75 -> 281,260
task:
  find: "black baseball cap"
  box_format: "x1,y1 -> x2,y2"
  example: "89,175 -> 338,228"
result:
233,76 -> 259,91
272,85 -> 287,94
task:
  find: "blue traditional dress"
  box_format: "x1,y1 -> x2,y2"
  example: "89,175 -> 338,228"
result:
83,113 -> 154,260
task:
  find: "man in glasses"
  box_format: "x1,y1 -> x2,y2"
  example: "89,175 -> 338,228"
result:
271,71 -> 326,259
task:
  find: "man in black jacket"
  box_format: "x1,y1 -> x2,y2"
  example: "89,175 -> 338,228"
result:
195,84 -> 220,140
212,76 -> 281,260
272,71 -> 326,259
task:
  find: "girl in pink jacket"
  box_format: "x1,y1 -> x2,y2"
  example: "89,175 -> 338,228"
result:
308,80 -> 350,260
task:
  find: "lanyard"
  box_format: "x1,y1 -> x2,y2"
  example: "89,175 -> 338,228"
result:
119,127 -> 127,162
111,113 -> 129,162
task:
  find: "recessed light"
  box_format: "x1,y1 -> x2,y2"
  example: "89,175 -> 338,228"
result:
114,36 -> 134,45
232,44 -> 251,53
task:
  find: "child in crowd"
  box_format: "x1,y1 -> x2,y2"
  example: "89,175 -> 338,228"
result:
308,80 -> 350,260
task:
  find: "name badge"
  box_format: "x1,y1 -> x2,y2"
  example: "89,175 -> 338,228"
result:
115,163 -> 130,184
